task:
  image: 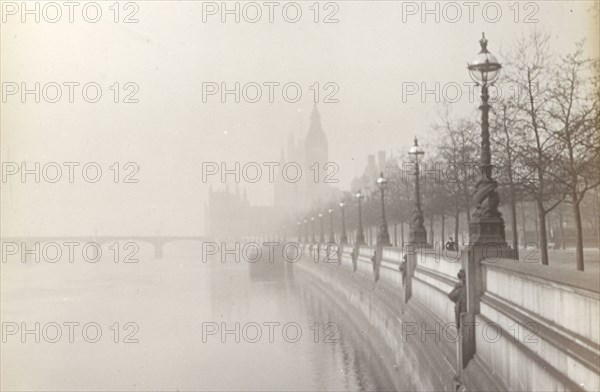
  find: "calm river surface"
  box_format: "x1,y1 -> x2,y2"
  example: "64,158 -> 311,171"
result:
1,243 -> 397,391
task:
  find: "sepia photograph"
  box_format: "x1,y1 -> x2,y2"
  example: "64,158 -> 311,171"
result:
1,1 -> 599,391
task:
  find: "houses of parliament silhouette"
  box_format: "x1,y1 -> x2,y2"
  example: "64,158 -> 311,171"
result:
205,105 -> 336,240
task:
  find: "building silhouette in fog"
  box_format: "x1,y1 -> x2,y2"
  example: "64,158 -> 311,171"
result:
275,104 -> 332,213
205,184 -> 280,240
206,105 -> 336,240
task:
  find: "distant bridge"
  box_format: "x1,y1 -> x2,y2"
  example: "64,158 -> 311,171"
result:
0,236 -> 207,259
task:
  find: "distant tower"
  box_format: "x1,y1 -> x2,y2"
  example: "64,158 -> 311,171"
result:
304,104 -> 329,206
274,147 -> 286,207
378,151 -> 387,173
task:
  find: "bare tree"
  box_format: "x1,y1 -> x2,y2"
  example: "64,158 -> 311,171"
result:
491,99 -> 523,259
506,30 -> 566,266
433,108 -> 478,245
580,187 -> 599,243
546,43 -> 600,270
386,161 -> 412,248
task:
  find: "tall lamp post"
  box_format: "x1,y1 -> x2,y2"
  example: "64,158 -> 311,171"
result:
297,221 -> 301,243
467,33 -> 507,245
282,225 -> 286,242
355,190 -> 366,245
339,202 -> 348,244
311,217 -> 316,243
318,213 -> 325,243
409,137 -> 427,245
304,219 -> 308,244
328,208 -> 335,243
376,172 -> 391,246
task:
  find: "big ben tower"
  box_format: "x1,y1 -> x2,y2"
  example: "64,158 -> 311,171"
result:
304,104 -> 329,207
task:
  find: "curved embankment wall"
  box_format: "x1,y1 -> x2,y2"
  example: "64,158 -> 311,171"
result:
287,242 -> 599,392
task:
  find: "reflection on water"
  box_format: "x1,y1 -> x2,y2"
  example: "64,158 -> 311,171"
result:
1,243 -> 396,391
206,254 -> 396,391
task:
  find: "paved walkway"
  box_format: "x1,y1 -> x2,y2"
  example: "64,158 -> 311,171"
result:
516,247 -> 599,273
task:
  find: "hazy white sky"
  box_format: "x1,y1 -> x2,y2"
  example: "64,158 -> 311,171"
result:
1,0 -> 598,235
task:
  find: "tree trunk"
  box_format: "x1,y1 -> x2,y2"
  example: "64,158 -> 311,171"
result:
534,207 -> 539,244
537,201 -> 549,265
441,213 -> 446,247
558,204 -> 566,250
572,192 -> 585,271
521,201 -> 527,245
454,209 -> 460,245
401,222 -> 405,249
504,104 -> 518,260
510,195 -> 519,260
429,216 -> 434,245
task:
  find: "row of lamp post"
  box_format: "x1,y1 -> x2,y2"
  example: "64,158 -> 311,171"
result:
266,35 -> 506,376
278,33 -> 506,252
282,134 -> 427,247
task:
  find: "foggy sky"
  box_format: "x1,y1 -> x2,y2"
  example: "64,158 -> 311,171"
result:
1,0 -> 598,235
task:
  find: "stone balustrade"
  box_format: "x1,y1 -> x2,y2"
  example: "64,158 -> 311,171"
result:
476,260 -> 600,392
284,239 -> 599,391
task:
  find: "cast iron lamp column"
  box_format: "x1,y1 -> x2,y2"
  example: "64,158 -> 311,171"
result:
318,213 -> 325,243
339,202 -> 348,244
467,33 -> 507,245
408,137 -> 427,245
304,219 -> 308,244
311,217 -> 316,243
328,208 -> 335,243
376,172 -> 392,246
355,190 -> 366,245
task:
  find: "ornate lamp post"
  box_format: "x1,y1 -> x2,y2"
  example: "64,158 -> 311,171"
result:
467,33 -> 507,245
311,217 -> 316,243
297,221 -> 301,243
328,208 -> 335,243
318,213 -> 325,243
409,137 -> 427,244
355,190 -> 366,245
304,219 -> 308,244
376,172 -> 391,246
339,202 -> 348,244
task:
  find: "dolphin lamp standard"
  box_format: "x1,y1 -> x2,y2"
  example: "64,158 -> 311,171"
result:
339,201 -> 348,244
467,33 -> 507,245
376,172 -> 391,246
355,190 -> 365,245
408,137 -> 427,245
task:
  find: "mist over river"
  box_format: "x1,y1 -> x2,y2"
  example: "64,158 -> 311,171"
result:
1,242 -> 397,391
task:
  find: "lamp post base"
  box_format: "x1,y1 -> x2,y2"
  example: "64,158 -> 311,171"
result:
468,216 -> 508,247
377,222 -> 391,246
409,227 -> 427,247
356,231 -> 365,245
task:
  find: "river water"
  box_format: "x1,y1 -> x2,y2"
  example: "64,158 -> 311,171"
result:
1,243 -> 396,391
